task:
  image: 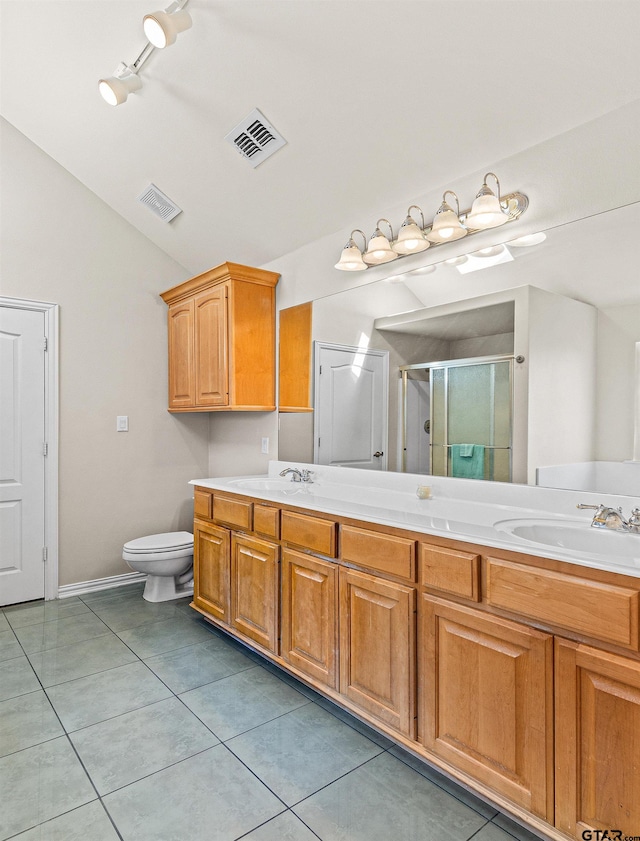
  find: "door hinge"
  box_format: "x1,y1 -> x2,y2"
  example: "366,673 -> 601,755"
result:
43,442 -> 48,456
317,437 -> 321,448
43,547 -> 48,563
43,336 -> 48,352
319,365 -> 322,374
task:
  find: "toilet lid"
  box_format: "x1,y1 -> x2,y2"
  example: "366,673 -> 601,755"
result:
123,531 -> 194,553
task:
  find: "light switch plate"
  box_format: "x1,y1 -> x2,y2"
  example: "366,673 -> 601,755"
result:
117,416 -> 129,432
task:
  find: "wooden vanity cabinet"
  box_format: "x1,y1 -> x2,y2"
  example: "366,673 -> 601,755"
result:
231,533 -> 280,654
340,567 -> 416,737
420,595 -> 554,821
193,519 -> 230,624
161,262 -> 280,412
555,638 -> 640,838
281,548 -> 338,689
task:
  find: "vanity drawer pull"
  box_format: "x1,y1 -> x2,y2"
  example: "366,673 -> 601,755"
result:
420,544 -> 480,601
341,526 -> 415,580
212,494 -> 252,530
281,511 -> 337,557
486,557 -> 640,649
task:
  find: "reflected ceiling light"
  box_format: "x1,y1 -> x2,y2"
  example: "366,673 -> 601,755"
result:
475,245 -> 506,258
143,3 -> 192,48
427,191 -> 467,243
444,255 -> 468,266
334,230 -> 368,271
335,173 -> 527,271
507,232 -> 547,247
98,65 -> 143,106
363,219 -> 398,265
410,264 -> 437,275
457,245 -> 514,274
464,172 -> 510,230
392,206 -> 430,255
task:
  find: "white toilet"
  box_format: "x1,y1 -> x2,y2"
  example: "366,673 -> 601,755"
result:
122,531 -> 194,603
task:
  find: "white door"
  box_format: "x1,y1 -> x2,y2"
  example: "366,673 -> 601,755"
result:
314,343 -> 388,470
0,306 -> 46,605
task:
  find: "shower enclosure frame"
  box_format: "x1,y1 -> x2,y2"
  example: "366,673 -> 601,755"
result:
400,353 -> 514,480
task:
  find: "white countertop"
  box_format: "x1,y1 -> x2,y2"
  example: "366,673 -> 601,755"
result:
191,461 -> 640,578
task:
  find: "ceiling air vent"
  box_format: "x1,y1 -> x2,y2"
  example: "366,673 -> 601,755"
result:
224,108 -> 287,168
137,184 -> 182,222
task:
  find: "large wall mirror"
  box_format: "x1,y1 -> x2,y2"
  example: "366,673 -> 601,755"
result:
278,201 -> 640,491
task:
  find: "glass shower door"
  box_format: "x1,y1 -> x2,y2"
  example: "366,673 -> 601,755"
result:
430,358 -> 512,481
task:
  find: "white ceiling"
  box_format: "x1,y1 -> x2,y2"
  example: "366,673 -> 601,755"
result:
1,1 -> 639,276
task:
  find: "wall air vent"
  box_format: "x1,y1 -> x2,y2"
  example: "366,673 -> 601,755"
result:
224,108 -> 287,168
137,184 -> 182,222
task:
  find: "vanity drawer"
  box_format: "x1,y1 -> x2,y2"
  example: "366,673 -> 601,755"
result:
281,511 -> 337,557
212,494 -> 252,531
486,557 -> 640,650
193,488 -> 212,520
420,544 -> 480,601
341,525 -> 415,581
253,504 -> 280,539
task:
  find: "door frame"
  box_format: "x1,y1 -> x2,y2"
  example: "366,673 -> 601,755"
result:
0,296 -> 59,601
313,341 -> 389,469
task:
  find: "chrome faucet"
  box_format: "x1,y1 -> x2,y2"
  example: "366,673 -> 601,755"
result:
279,467 -> 314,483
577,503 -> 640,534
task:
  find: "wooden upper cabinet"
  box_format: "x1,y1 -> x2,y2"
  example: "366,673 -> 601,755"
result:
160,262 -> 280,412
278,302 -> 313,412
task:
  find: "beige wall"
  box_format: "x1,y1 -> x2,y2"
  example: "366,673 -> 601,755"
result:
1,118 -> 209,587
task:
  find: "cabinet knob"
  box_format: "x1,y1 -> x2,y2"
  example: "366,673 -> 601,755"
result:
373,451 -> 384,458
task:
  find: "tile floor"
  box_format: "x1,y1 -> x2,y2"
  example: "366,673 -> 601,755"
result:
0,583 -> 550,841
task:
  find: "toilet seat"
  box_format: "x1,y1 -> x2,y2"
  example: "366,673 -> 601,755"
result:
123,531 -> 193,554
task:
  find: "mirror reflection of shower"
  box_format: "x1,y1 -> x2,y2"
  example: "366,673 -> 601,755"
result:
401,355 -> 513,481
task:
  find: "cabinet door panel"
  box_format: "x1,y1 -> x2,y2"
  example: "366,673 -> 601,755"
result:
282,549 -> 338,688
231,534 -> 279,653
193,521 -> 230,624
167,300 -> 195,408
555,639 -> 640,838
421,595 -> 553,820
195,286 -> 228,406
339,568 -> 415,736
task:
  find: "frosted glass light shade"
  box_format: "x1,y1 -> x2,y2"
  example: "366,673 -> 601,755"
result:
427,207 -> 467,243
465,190 -> 508,230
392,220 -> 430,255
335,243 -> 367,271
98,73 -> 142,106
143,9 -> 192,48
364,232 -> 398,265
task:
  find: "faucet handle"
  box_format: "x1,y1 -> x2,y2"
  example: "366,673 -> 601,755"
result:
576,503 -> 603,510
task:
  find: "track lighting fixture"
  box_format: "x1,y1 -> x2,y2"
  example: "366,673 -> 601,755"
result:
99,1 -> 191,105
334,173 -> 528,271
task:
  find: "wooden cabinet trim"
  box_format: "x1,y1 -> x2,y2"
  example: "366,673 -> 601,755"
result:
253,504 -> 280,539
193,489 -> 212,521
486,556 -> 640,650
212,494 -> 252,531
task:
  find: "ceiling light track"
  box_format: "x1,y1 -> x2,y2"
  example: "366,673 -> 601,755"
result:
335,173 -> 528,271
98,0 -> 191,106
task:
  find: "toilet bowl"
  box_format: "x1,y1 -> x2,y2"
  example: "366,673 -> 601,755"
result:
122,531 -> 194,603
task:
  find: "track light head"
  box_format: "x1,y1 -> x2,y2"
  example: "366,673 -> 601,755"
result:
143,7 -> 192,48
98,68 -> 142,106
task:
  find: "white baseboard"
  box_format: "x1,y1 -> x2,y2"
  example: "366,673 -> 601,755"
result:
57,571 -> 147,599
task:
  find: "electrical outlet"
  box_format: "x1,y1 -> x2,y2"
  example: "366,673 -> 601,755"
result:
261,437 -> 269,454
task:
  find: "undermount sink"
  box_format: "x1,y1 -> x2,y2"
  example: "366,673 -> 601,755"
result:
227,477 -> 309,494
494,518 -> 640,560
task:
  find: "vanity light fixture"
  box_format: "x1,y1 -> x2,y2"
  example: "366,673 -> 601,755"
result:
464,173 -> 509,230
392,206 -> 430,255
334,173 -> 528,271
363,219 -> 398,265
334,230 -> 368,271
427,191 -> 467,243
99,0 -> 191,105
